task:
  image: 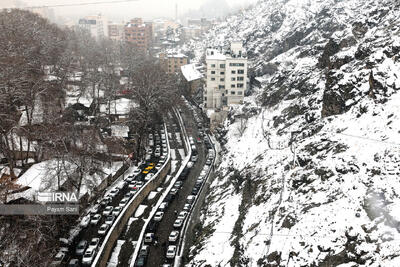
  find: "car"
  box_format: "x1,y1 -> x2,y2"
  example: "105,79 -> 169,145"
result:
144,233 -> 155,244
177,211 -> 188,220
174,181 -> 183,188
82,248 -> 95,265
196,138 -> 202,144
139,245 -> 149,257
109,188 -> 119,198
100,196 -> 112,207
168,231 -> 179,243
75,240 -> 87,256
166,245 -> 177,259
205,159 -> 212,165
119,197 -> 129,207
187,161 -> 194,168
183,203 -> 191,212
148,163 -> 155,168
142,169 -> 150,174
89,204 -> 100,214
192,187 -> 199,195
125,191 -> 134,199
128,182 -> 138,189
170,187 -> 178,196
158,202 -> 168,212
145,173 -> 154,182
136,181 -> 144,187
80,215 -> 91,228
116,181 -> 126,190
191,155 -> 198,162
51,251 -> 65,265
145,153 -> 151,160
105,215 -> 115,225
164,194 -> 173,203
155,149 -> 161,157
155,163 -> 163,170
132,169 -> 141,176
88,238 -> 100,251
153,211 -> 164,222
186,195 -> 195,204
68,259 -> 79,267
173,219 -> 183,228
112,207 -> 122,216
103,206 -> 113,216
146,221 -> 158,232
90,214 -> 101,225
136,256 -> 146,267
98,223 -> 109,236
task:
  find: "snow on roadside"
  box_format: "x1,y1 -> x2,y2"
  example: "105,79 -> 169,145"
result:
134,205 -> 147,218
147,191 -> 158,200
107,240 -> 125,267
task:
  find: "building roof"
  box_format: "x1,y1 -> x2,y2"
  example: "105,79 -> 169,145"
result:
206,49 -> 226,61
181,63 -> 204,82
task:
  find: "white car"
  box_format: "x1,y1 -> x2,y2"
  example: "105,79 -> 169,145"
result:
144,233 -> 154,244
191,155 -> 198,162
103,206 -> 113,216
51,251 -> 65,265
112,206 -> 122,216
183,203 -> 191,212
168,231 -> 179,242
166,245 -> 177,259
145,173 -> 154,182
82,248 -> 95,265
90,214 -> 101,225
88,238 -> 100,251
98,223 -> 109,236
177,211 -> 187,220
155,149 -> 161,157
105,215 -> 115,225
132,169 -> 141,176
187,161 -> 194,168
173,219 -> 183,228
90,204 -> 100,214
109,188 -> 119,198
79,215 -> 90,228
153,211 -> 164,222
119,197 -> 129,207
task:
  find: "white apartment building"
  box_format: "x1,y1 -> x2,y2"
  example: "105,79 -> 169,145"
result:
204,41 -> 247,109
78,14 -> 109,40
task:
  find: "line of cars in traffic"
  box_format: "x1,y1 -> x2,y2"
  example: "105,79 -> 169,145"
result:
51,128 -> 169,266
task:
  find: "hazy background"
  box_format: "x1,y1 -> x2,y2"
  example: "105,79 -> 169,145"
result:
1,0 -> 259,23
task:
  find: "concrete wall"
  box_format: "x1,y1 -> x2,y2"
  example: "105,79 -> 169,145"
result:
95,159 -> 171,267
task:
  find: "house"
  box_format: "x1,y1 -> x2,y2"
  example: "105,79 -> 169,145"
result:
180,63 -> 204,95
204,41 -> 248,109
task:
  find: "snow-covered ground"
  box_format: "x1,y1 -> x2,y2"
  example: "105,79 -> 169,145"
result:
134,205 -> 147,218
186,0 -> 400,266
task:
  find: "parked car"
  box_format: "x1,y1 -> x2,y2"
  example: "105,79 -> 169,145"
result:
119,197 -> 129,207
98,223 -> 109,236
192,187 -> 199,195
90,214 -> 101,225
145,173 -> 154,182
82,248 -> 95,265
153,211 -> 164,222
50,251 -> 65,265
68,259 -> 79,267
75,240 -> 87,256
125,191 -> 134,199
109,188 -> 119,198
136,256 -> 146,267
105,215 -> 115,225
173,219 -> 183,228
158,202 -> 168,212
168,231 -> 179,243
170,187 -> 178,196
144,233 -> 155,244
183,203 -> 191,212
90,204 -> 100,214
191,155 -> 198,162
88,238 -> 100,251
166,245 -> 177,259
100,196 -> 112,207
103,206 -> 113,216
186,195 -> 195,204
112,206 -> 122,216
177,211 -> 188,220
174,181 -> 183,188
139,245 -> 149,257
80,215 -> 91,228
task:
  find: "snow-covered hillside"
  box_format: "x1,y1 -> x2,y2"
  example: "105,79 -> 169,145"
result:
184,0 -> 400,266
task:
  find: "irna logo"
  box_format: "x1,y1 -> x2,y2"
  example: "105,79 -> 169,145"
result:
37,192 -> 79,203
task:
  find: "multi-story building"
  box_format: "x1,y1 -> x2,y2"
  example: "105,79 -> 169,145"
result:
204,41 -> 247,109
159,53 -> 188,74
78,14 -> 109,40
108,23 -> 125,42
124,18 -> 153,51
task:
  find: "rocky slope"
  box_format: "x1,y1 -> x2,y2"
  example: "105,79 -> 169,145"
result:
181,0 -> 400,266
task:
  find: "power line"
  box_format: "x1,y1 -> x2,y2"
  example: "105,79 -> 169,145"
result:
24,0 -> 139,9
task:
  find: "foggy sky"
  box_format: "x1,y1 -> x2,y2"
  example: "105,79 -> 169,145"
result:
2,0 -> 258,22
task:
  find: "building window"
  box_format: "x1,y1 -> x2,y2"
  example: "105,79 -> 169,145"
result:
220,71 -> 225,75
204,97 -> 207,100
220,64 -> 225,68
231,84 -> 236,88
229,63 -> 244,67
231,91 -> 236,95
237,76 -> 244,81
211,77 -> 215,81
220,78 -> 225,82
231,70 -> 236,74
231,77 -> 236,81
238,69 -> 244,74
238,91 -> 243,95
237,83 -> 244,88
219,85 -> 225,89
211,64 -> 216,68
211,71 -> 215,74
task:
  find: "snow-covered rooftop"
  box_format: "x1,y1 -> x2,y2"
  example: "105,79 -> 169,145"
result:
181,63 -> 204,82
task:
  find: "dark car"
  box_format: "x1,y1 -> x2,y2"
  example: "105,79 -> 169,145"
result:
146,221 -> 158,232
135,256 -> 146,267
192,187 -> 199,195
68,259 -> 79,267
